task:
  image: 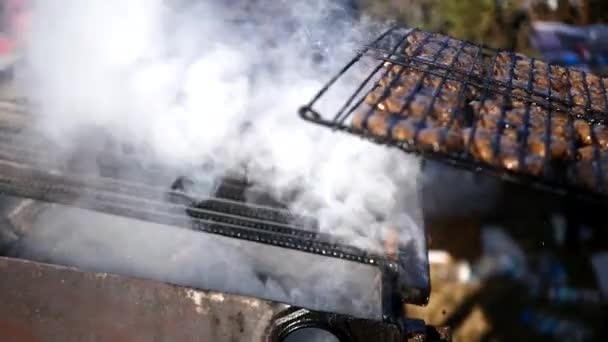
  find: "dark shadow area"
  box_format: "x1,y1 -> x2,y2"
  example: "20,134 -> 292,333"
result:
420,164 -> 608,341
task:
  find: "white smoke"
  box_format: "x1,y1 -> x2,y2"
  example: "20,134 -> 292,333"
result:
17,0 -> 425,255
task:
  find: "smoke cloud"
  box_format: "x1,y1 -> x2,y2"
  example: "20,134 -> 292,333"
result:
7,0 -> 442,322
18,0 -> 425,254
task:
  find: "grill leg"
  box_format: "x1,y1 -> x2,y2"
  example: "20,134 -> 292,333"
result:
561,196 -> 604,252
381,268 -> 402,321
563,199 -> 581,252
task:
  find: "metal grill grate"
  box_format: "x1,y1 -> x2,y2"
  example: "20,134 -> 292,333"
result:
0,127 -> 430,308
0,160 -> 374,265
299,26 -> 608,201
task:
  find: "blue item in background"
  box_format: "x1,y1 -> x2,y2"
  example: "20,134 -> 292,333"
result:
559,51 -> 580,66
531,22 -> 608,74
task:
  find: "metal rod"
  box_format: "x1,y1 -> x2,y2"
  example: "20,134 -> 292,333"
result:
0,161 -> 387,266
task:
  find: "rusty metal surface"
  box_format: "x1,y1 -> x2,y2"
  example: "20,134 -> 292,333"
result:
0,93 -> 441,341
0,257 -> 437,342
9,204 -> 383,320
0,256 -> 288,342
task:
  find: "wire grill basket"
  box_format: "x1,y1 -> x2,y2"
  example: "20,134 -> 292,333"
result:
299,26 -> 608,201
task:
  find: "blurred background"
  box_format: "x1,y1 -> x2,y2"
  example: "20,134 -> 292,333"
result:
361,0 -> 608,74
0,1 -> 607,341
359,1 -> 608,341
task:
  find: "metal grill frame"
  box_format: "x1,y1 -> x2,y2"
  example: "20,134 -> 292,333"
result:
299,26 -> 608,202
0,127 -> 431,315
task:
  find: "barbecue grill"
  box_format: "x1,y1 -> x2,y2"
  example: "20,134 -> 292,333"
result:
0,121 -> 441,340
299,26 -> 608,202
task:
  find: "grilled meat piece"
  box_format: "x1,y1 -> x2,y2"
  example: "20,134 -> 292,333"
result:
594,125 -> 608,149
493,54 -> 535,89
574,119 -> 593,145
409,93 -> 457,123
573,158 -> 608,191
368,84 -> 462,125
407,94 -> 433,117
500,151 -> 546,174
576,161 -> 597,190
382,62 -> 404,79
529,113 -> 570,139
585,73 -> 606,112
434,46 -> 480,71
569,70 -> 588,107
351,111 -> 368,131
462,128 -> 486,159
462,128 -> 516,163
470,99 -> 501,118
366,88 -> 410,113
577,147 -> 608,166
478,108 -> 526,131
501,154 -> 520,171
416,41 -> 450,62
498,139 -> 524,171
494,53 -> 571,101
578,146 -> 595,161
404,30 -> 482,75
352,110 -> 422,142
472,100 -> 572,141
523,155 -> 544,176
497,136 -> 519,157
353,35 -> 608,194
352,110 -> 394,134
442,79 -> 463,94
547,65 -> 569,100
528,135 -> 570,159
417,127 -> 463,152
378,69 -> 425,90
391,118 -> 418,141
366,112 -> 392,137
565,70 -> 606,114
493,52 -> 527,81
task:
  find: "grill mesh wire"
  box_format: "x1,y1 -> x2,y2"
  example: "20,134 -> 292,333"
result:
300,26 -> 608,200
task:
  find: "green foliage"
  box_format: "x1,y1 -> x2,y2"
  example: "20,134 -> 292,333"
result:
431,0 -> 499,44
361,0 -> 527,50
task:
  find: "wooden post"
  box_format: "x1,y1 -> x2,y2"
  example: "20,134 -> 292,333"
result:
579,0 -> 591,25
